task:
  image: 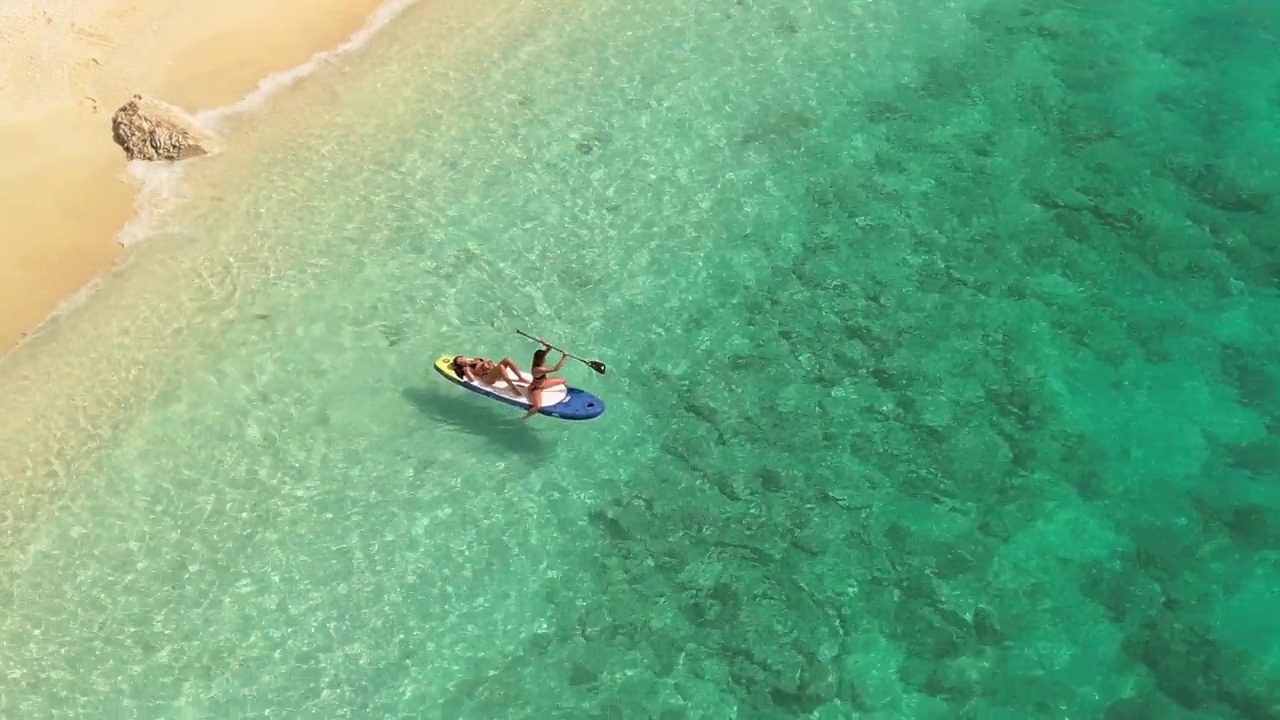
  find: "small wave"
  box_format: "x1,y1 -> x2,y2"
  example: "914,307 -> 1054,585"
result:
196,0 -> 420,129
113,0 -> 422,249
115,160 -> 194,247
29,275 -> 110,346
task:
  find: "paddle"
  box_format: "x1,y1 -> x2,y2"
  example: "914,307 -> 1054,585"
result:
516,329 -> 607,375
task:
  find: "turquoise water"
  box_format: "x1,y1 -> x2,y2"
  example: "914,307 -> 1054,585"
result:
2,0 -> 1279,717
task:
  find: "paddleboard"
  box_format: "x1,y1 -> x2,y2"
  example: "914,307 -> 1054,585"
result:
433,355 -> 606,421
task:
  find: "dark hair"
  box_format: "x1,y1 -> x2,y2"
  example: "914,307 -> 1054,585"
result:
533,347 -> 549,366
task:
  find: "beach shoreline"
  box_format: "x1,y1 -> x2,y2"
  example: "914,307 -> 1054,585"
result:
0,0 -> 400,353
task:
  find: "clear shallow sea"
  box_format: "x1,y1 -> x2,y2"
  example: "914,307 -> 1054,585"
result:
1,0 -> 1278,717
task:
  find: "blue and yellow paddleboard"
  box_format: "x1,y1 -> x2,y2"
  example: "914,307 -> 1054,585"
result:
433,355 -> 606,421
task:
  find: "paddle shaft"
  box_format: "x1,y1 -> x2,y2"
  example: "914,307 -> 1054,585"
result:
516,329 -> 606,374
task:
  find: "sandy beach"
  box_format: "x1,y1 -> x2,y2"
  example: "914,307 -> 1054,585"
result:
0,0 -> 390,352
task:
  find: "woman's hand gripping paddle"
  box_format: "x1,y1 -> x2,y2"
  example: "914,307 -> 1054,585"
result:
516,329 -> 607,374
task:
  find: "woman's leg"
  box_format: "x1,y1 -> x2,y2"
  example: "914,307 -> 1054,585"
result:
522,387 -> 542,420
498,358 -> 524,384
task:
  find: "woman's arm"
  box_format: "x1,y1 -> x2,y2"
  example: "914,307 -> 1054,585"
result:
550,352 -> 568,372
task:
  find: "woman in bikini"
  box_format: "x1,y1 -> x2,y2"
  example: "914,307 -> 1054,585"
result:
521,343 -> 568,419
452,355 -> 524,389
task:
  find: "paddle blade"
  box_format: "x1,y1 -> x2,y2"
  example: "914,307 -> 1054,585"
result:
586,360 -> 607,375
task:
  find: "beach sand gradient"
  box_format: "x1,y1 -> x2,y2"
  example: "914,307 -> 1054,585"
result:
0,0 -> 388,350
